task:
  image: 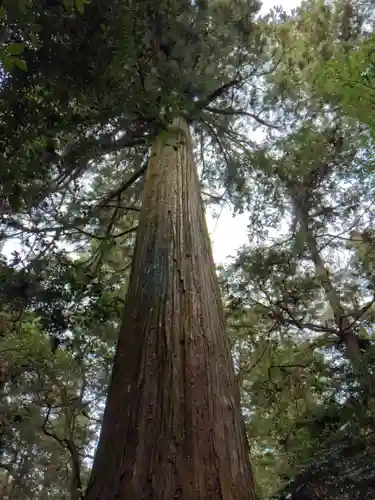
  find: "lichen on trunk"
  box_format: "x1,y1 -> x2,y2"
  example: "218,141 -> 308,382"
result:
85,118 -> 255,500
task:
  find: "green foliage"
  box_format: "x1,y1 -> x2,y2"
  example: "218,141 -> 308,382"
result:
1,0 -> 375,498
0,253 -> 122,497
313,34 -> 375,134
64,0 -> 91,13
0,42 -> 27,71
0,1 -> 91,73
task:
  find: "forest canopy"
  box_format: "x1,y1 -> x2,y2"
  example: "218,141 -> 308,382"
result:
1,0 -> 375,499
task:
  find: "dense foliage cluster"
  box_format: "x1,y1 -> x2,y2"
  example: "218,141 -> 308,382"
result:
1,0 -> 375,498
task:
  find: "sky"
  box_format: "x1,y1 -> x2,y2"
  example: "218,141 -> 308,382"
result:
206,0 -> 302,265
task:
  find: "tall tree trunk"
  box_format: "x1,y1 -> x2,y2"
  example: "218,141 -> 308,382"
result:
85,118 -> 255,500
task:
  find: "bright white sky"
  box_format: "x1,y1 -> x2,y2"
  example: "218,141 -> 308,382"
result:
207,0 -> 302,265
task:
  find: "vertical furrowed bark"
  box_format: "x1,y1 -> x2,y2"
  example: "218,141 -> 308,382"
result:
85,118 -> 255,500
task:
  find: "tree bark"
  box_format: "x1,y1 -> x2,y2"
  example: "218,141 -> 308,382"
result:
85,118 -> 255,500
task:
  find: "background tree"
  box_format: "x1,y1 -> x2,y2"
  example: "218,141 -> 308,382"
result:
216,0 -> 375,497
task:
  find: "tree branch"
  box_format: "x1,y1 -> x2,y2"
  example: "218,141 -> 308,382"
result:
57,126 -> 151,187
196,77 -> 244,110
97,161 -> 148,208
205,106 -> 281,130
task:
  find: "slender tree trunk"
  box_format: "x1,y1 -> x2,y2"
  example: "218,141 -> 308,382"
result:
289,190 -> 375,411
280,173 -> 364,363
288,192 -> 375,409
299,215 -> 363,362
0,469 -> 11,500
85,118 -> 255,500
